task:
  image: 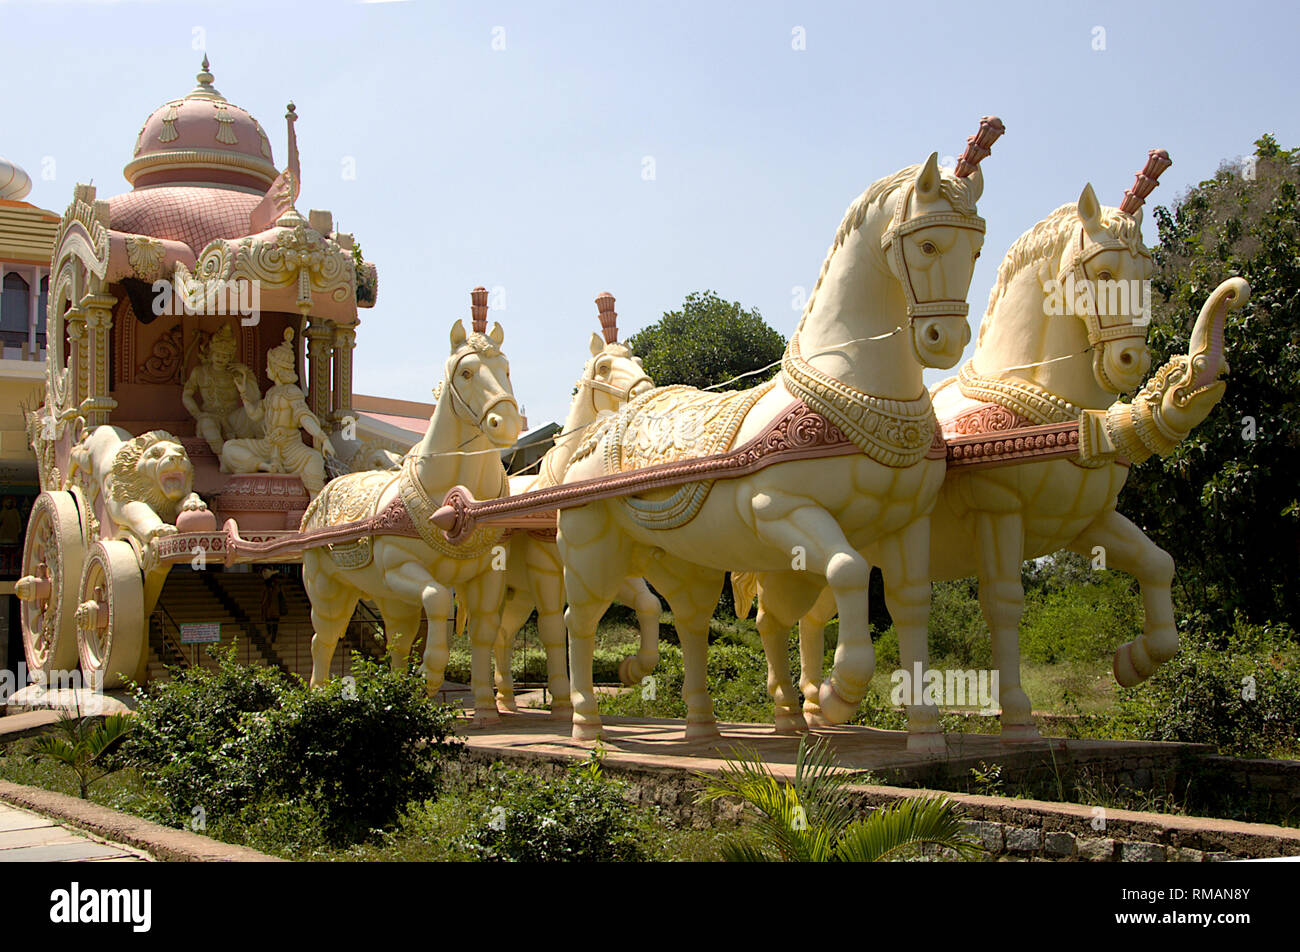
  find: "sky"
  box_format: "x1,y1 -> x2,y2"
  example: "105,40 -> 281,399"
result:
3,0 -> 1297,429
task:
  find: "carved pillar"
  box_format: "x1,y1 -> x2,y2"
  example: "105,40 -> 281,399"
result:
305,317 -> 332,422
81,291 -> 117,425
65,303 -> 87,413
331,324 -> 356,429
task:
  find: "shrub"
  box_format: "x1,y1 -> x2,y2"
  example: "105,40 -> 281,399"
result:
460,755 -> 648,862
1116,619 -> 1300,757
599,642 -> 774,722
127,644 -> 285,825
128,647 -> 462,848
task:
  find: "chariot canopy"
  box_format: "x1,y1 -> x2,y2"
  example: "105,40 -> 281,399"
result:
36,58 -> 378,496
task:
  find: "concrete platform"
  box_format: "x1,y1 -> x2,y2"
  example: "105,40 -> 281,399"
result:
457,709 -> 1211,790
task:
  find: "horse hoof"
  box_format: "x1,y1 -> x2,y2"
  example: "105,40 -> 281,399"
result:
470,709 -> 501,729
906,731 -> 946,755
549,702 -> 574,721
572,720 -> 603,742
685,721 -> 720,741
817,682 -> 859,725
774,711 -> 809,734
617,657 -> 640,687
498,697 -> 518,714
1113,643 -> 1141,688
1000,723 -> 1042,743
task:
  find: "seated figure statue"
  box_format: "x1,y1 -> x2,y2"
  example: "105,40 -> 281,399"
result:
182,323 -> 262,454
219,328 -> 336,497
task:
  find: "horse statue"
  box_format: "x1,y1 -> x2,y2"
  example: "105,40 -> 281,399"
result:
484,294 -> 659,715
736,150 -> 1244,741
300,289 -> 523,725
554,118 -> 1003,750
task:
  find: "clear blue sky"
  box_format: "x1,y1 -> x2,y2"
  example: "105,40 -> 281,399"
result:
4,0 -> 1296,428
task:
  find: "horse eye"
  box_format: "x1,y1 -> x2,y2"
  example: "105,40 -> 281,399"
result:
461,369 -> 472,380
921,241 -> 937,255
1098,270 -> 1112,281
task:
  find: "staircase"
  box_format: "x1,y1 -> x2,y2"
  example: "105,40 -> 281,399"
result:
146,568 -> 385,684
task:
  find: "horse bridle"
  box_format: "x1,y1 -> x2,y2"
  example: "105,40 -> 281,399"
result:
1056,224 -> 1153,392
442,346 -> 519,429
583,360 -> 652,411
879,181 -> 987,321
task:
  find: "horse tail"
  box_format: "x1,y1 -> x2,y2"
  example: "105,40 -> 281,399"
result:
730,570 -> 759,619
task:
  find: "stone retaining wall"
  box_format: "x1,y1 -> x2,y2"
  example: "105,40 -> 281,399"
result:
458,746 -> 1300,862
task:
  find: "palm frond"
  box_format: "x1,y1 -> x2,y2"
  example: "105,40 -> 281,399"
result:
834,795 -> 983,863
84,714 -> 133,761
28,736 -> 78,765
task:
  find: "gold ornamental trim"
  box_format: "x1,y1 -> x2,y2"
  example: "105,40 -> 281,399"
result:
123,148 -> 278,188
956,361 -> 1081,425
780,331 -> 935,468
397,456 -> 504,560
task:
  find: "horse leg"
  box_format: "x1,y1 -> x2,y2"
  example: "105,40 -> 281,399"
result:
558,507 -> 630,742
874,517 -> 943,753
378,601 -> 422,678
974,510 -> 1037,742
302,555 -> 356,688
754,571 -> 820,734
752,497 -> 871,726
308,592 -> 356,688
461,570 -> 508,727
1069,509 -> 1177,686
523,540 -> 571,718
614,577 -> 661,686
799,586 -> 838,726
647,557 -> 725,740
493,589 -> 534,713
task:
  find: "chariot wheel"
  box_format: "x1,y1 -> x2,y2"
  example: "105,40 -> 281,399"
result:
17,491 -> 89,679
75,539 -> 146,691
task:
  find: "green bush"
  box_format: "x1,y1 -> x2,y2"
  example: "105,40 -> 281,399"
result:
127,646 -> 462,848
1019,570 -> 1144,665
600,642 -> 774,722
1116,619 -> 1300,757
459,757 -> 648,862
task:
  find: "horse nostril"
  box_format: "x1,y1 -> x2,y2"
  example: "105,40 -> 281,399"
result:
926,325 -> 941,344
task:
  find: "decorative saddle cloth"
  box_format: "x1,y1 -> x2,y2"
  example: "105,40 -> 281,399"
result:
572,381 -> 774,530
300,460 -> 504,568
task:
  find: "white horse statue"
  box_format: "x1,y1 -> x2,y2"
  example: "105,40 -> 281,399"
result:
738,151 -> 1244,741
554,119 -> 1003,750
485,295 -> 660,715
300,290 -> 523,725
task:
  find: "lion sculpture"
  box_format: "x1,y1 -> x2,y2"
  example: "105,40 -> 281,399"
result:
65,425 -> 208,544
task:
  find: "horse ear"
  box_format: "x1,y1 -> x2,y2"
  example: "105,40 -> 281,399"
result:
589,332 -> 604,356
488,321 -> 505,346
1077,183 -> 1102,229
916,152 -> 942,201
450,319 -> 467,351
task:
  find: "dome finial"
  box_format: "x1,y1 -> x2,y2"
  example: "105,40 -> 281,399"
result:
197,55 -> 214,86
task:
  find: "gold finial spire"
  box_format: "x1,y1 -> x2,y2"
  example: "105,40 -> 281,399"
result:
190,55 -> 225,100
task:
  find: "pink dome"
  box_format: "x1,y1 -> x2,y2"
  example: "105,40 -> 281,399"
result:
124,57 -> 278,193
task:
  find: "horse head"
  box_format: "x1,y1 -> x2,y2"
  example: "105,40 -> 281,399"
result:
576,292 -> 654,417
442,287 -> 522,448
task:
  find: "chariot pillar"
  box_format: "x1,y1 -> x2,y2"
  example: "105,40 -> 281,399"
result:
80,291 -> 117,426
331,324 -> 356,429
305,316 -> 333,422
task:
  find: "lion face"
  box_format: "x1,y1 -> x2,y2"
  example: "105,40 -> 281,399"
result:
139,440 -> 195,503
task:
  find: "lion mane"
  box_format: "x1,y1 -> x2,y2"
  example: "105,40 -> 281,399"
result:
108,430 -> 191,524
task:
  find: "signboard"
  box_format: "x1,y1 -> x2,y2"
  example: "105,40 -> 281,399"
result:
179,623 -> 221,645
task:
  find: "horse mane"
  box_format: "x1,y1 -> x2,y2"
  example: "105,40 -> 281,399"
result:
980,203 -> 1148,340
797,164 -> 983,331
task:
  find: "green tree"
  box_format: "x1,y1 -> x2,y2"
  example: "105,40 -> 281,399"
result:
625,290 -> 786,391
1121,135 -> 1300,630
